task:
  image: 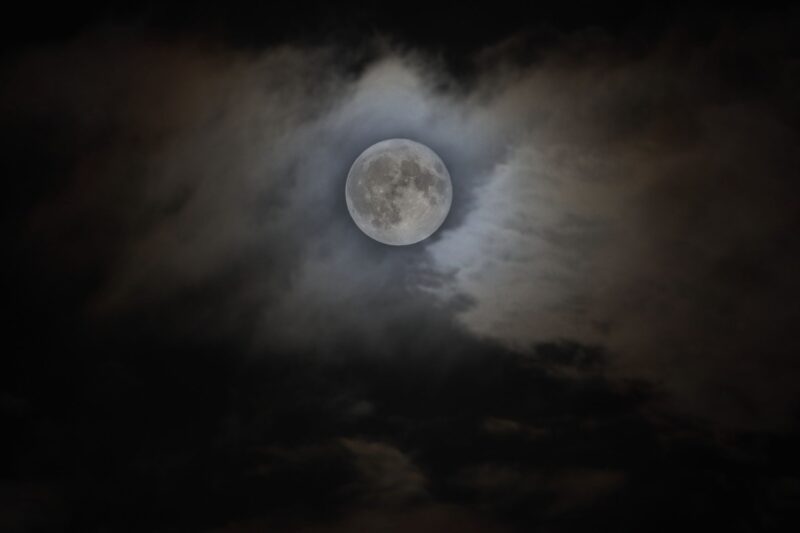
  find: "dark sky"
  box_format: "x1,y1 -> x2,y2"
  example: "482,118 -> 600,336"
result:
2,2 -> 800,532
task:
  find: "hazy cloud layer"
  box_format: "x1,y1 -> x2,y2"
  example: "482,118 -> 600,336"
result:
8,25 -> 798,430
429,28 -> 800,428
3,18 -> 800,532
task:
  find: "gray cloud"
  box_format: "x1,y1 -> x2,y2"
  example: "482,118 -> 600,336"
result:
340,438 -> 428,505
428,29 -> 800,430
7,22 -> 799,435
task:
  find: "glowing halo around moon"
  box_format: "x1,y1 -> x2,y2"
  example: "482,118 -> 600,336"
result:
345,139 -> 453,246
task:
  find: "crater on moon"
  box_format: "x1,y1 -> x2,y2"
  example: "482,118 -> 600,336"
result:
345,139 -> 453,246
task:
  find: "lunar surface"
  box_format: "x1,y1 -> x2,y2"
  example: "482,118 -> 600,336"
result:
345,139 -> 453,245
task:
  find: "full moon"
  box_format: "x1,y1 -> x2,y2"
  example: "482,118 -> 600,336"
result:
345,139 -> 453,246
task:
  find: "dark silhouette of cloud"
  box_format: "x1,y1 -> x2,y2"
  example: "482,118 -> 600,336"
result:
2,10 -> 800,532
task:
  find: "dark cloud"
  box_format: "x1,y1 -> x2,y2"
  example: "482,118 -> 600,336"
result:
2,8 -> 800,532
427,22 -> 800,430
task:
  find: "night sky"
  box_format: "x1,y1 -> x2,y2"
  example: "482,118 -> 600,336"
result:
3,2 -> 800,532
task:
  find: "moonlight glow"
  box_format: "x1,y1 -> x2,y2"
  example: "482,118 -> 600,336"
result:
345,139 -> 453,245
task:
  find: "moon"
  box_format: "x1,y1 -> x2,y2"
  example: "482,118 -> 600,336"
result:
345,139 -> 453,246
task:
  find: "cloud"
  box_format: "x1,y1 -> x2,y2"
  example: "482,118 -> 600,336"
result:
4,15 -> 798,450
426,27 -> 800,429
3,12 -> 800,532
482,417 -> 550,439
8,33 -> 483,358
340,438 -> 428,505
